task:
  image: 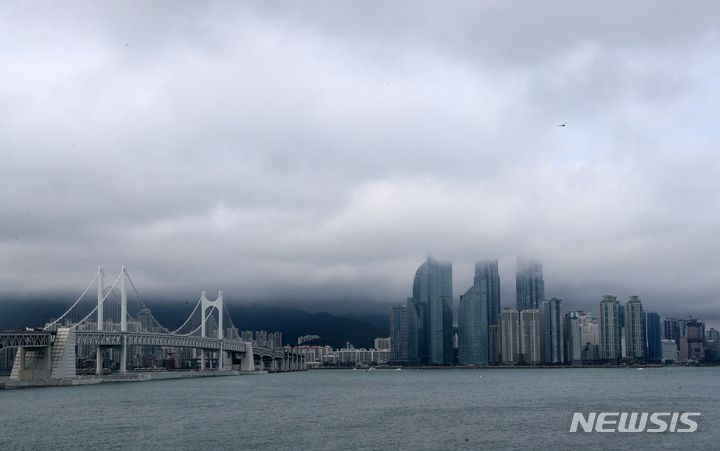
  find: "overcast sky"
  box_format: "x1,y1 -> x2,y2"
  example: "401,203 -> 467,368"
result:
1,1 -> 719,319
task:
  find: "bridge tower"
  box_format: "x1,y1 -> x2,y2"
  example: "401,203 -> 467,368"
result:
119,266 -> 128,375
200,291 -> 223,371
96,266 -> 104,375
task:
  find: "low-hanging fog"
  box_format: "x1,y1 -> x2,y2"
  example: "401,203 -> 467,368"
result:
1,1 -> 719,321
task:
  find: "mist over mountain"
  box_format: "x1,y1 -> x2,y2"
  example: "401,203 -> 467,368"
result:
0,299 -> 388,349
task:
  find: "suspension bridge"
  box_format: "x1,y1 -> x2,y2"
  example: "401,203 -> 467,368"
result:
0,267 -> 305,386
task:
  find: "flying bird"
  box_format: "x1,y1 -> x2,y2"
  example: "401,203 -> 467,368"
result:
558,122 -> 567,127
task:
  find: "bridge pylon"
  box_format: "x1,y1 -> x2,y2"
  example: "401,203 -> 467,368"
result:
200,291 -> 223,370
96,266 -> 104,376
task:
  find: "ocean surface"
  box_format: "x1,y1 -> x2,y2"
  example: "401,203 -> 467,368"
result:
1,367 -> 718,450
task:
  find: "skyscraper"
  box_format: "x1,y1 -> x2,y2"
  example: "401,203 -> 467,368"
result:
564,311 -> 583,364
475,260 -> 501,325
624,296 -> 645,360
683,319 -> 705,361
540,298 -> 564,364
389,305 -> 408,362
645,312 -> 662,362
516,257 -> 544,311
488,324 -> 500,364
599,295 -> 621,360
500,308 -> 520,365
578,312 -> 599,361
519,309 -> 541,364
407,257 -> 453,365
458,282 -> 489,366
457,259 -> 499,366
406,297 -> 427,364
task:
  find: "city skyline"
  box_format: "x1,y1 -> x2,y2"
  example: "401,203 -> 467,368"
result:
2,2 -> 720,449
391,256 -> 719,366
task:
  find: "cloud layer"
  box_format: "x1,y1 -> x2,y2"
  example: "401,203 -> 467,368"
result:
1,1 -> 719,320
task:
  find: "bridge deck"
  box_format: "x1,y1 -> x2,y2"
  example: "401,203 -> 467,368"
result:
0,332 -> 52,350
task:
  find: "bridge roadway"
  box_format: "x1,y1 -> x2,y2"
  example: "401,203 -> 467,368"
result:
0,331 -> 52,350
1,331 -> 291,359
74,331 -> 286,358
2,329 -> 304,384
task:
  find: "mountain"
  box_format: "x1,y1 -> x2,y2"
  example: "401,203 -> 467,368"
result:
0,300 -> 387,349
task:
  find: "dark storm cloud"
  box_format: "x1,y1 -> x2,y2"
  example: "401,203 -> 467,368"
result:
1,1 -> 719,321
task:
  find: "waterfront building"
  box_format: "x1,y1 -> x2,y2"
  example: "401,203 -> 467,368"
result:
458,282 -> 489,365
645,312 -> 662,362
500,309 -> 520,365
663,317 -> 678,340
241,330 -> 283,349
624,296 -> 645,360
661,339 -> 678,363
407,257 -> 453,365
705,328 -> 720,361
663,317 -> 689,351
406,297 -> 427,364
389,306 -> 408,362
577,312 -> 599,361
374,337 -> 391,350
488,324 -> 500,364
476,260 -> 501,325
564,311 -> 583,364
599,295 -> 621,360
681,319 -> 705,361
457,260 -> 499,366
516,257 -> 544,311
519,309 -> 541,364
540,298 -> 563,364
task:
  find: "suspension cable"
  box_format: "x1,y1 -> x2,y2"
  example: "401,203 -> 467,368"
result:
177,305 -> 217,337
169,296 -> 203,334
124,269 -> 169,333
44,272 -> 99,330
73,272 -> 123,327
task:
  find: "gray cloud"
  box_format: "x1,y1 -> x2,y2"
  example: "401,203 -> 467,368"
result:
1,1 -> 719,322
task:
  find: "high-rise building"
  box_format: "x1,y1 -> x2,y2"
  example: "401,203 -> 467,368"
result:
564,311 -> 583,364
457,259 -> 499,366
406,297 -> 427,364
519,309 -> 541,364
705,328 -> 720,361
389,305 -> 408,362
516,257 -> 544,311
475,260 -> 501,325
661,339 -> 678,363
578,312 -> 599,361
683,319 -> 705,361
645,312 -> 662,362
663,317 -> 689,351
624,296 -> 645,360
599,295 -> 621,360
407,257 -> 453,365
500,309 -> 520,365
458,282 -> 489,366
488,324 -> 500,364
374,337 -> 391,350
540,298 -> 563,364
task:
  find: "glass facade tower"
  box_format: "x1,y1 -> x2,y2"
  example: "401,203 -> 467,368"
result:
407,257 -> 453,365
516,257 -> 544,311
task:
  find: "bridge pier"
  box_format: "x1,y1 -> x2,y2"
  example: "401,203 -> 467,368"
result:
240,342 -> 254,372
7,328 -> 75,382
119,336 -> 127,375
96,346 -> 103,375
